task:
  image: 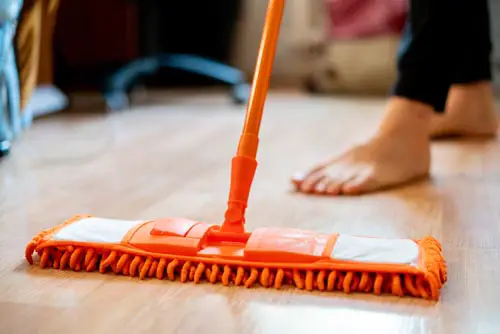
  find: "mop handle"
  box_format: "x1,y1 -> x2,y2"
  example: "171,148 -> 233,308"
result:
237,0 -> 285,158
221,0 -> 286,234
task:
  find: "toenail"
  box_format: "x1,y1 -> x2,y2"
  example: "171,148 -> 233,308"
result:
292,172 -> 305,181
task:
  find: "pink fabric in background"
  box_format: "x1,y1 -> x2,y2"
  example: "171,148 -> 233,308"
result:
326,0 -> 408,39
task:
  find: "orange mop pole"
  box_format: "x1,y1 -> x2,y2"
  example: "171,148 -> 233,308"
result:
221,0 -> 285,234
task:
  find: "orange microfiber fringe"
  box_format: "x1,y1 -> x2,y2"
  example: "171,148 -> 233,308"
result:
25,215 -> 447,300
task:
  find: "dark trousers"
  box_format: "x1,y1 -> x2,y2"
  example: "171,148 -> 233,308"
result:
393,0 -> 493,112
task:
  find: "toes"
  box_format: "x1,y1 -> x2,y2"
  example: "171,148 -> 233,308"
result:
291,158 -> 336,187
323,173 -> 360,195
323,167 -> 358,195
294,165 -> 361,196
340,172 -> 378,195
313,177 -> 329,194
299,172 -> 326,193
325,179 -> 343,195
300,174 -> 342,195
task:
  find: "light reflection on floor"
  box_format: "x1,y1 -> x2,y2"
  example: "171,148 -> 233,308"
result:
242,298 -> 439,334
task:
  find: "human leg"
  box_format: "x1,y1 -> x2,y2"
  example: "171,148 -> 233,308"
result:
431,0 -> 498,138
292,0 -> 450,195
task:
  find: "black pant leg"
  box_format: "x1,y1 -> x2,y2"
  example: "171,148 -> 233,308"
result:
448,0 -> 492,84
393,0 -> 453,113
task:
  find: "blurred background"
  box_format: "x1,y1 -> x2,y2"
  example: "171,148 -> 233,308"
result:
1,0 -> 500,156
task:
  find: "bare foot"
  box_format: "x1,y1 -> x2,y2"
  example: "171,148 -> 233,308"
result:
291,97 -> 432,195
431,81 -> 498,138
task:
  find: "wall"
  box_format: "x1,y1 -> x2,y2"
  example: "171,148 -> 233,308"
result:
232,0 -> 500,95
231,0 -> 326,85
230,0 -> 400,94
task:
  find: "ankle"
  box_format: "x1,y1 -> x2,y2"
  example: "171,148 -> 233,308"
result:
376,97 -> 433,140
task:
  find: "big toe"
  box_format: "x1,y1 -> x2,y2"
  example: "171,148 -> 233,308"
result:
291,172 -> 306,187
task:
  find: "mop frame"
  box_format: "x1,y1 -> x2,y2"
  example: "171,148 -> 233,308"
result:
26,215 -> 447,300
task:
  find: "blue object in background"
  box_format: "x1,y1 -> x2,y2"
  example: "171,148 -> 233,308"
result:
103,0 -> 250,111
0,0 -> 23,158
104,53 -> 250,110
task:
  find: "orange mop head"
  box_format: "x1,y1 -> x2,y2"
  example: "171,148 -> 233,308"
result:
25,0 -> 447,300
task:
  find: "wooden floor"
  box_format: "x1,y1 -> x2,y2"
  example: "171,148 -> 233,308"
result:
1,91 -> 499,334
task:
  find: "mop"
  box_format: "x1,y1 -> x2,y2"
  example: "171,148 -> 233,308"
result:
25,0 -> 447,300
